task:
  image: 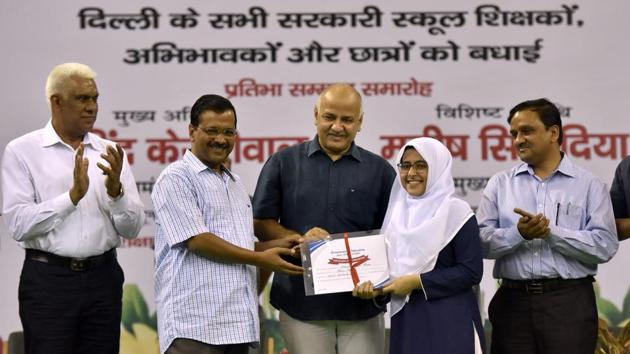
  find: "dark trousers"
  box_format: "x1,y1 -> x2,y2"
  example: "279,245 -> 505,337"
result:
18,255 -> 124,354
488,281 -> 597,354
166,338 -> 250,354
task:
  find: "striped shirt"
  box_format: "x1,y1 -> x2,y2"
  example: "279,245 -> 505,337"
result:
152,150 -> 258,353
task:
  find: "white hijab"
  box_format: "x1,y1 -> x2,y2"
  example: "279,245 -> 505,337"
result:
383,137 -> 473,316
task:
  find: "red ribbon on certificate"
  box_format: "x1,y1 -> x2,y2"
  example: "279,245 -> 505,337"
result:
344,232 -> 360,286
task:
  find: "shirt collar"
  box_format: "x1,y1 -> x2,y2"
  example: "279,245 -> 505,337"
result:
514,152 -> 576,178
555,152 -> 577,178
41,120 -> 95,149
184,149 -> 235,181
307,136 -> 362,162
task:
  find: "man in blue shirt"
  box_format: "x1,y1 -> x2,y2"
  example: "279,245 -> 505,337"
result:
152,94 -> 303,354
477,98 -> 618,354
252,84 -> 396,354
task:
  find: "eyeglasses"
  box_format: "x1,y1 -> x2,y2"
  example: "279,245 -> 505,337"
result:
397,161 -> 428,173
199,128 -> 237,138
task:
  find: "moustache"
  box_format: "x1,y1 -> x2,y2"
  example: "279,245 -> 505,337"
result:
208,142 -> 229,149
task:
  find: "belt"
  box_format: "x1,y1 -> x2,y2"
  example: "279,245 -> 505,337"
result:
25,248 -> 116,272
500,276 -> 594,294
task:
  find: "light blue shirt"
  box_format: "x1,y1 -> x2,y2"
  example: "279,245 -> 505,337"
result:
152,150 -> 258,353
477,154 -> 618,280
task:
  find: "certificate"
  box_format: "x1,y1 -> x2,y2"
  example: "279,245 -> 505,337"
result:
301,230 -> 390,296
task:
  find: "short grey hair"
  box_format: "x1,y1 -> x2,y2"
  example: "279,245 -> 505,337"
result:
45,63 -> 97,104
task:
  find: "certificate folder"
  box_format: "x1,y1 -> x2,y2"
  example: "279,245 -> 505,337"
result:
301,229 -> 390,296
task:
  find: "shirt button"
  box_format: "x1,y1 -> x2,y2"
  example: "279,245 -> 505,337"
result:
534,252 -> 539,256
329,207 -> 334,212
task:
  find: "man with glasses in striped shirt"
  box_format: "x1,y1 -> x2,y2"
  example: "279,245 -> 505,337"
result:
152,94 -> 303,354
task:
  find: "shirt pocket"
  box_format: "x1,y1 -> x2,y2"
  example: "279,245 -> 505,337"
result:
557,201 -> 585,230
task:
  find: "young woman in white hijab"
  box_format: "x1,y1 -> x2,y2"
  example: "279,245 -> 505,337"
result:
353,137 -> 485,354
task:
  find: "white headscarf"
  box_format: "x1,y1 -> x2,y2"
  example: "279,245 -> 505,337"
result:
383,137 -> 473,316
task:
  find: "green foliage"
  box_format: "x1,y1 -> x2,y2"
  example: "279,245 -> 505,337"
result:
261,318 -> 287,354
597,319 -> 630,354
121,284 -> 157,336
596,285 -> 630,353
147,311 -> 158,331
597,286 -> 630,328
623,288 -> 630,320
599,297 -> 624,327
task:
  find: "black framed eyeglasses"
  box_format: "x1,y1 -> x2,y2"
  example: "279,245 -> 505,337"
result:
397,161 -> 428,173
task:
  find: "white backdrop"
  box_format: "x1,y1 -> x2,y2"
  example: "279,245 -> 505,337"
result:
1,0 -> 629,349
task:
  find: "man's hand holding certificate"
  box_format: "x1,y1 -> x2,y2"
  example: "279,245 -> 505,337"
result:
301,230 -> 390,296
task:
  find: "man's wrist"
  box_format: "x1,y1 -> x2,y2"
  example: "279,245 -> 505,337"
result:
69,189 -> 80,205
251,250 -> 265,268
514,226 -> 533,241
108,183 -> 124,200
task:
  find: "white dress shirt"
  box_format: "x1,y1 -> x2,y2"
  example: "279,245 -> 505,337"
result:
1,121 -> 145,257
